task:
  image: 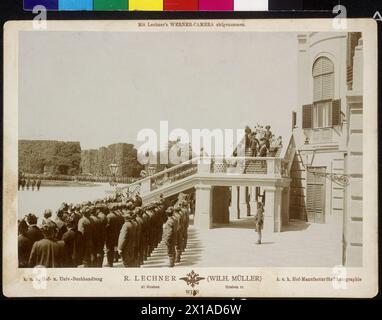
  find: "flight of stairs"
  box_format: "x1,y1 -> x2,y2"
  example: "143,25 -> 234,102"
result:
244,148 -> 266,174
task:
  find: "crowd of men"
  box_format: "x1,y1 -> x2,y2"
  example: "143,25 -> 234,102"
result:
18,178 -> 41,191
18,192 -> 192,268
243,124 -> 283,157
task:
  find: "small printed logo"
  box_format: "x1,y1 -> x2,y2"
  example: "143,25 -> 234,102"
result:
180,270 -> 205,296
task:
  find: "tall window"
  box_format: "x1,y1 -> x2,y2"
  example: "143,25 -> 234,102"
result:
312,57 -> 334,128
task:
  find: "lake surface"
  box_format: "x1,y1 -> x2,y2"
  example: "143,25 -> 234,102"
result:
18,183 -> 126,222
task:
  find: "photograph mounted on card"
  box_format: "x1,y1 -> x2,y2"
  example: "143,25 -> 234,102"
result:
2,19 -> 378,298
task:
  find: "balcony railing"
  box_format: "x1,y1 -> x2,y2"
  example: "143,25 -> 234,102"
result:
123,155 -> 289,197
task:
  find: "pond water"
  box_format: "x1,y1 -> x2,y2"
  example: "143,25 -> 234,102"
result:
17,183 -> 125,222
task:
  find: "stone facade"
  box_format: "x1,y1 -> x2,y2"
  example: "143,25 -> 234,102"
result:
292,32 -> 363,266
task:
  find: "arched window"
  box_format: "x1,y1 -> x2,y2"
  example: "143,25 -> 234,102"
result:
312,57 -> 334,128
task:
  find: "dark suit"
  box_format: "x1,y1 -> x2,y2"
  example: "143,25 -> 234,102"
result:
117,221 -> 135,267
163,216 -> 177,267
78,216 -> 93,267
62,229 -> 84,267
55,218 -> 68,240
18,235 -> 33,267
96,212 -> 107,267
29,238 -> 65,268
25,225 -> 44,244
105,212 -> 120,267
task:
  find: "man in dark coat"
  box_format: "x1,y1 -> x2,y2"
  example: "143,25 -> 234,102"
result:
133,208 -> 144,267
163,207 -> 178,267
96,204 -> 108,267
78,207 -> 93,267
18,219 -> 33,267
36,179 -> 41,191
117,211 -> 135,267
113,203 -> 125,263
89,206 -> 106,267
173,206 -> 183,263
31,179 -> 36,191
29,221 -> 65,268
25,213 -> 44,244
62,215 -> 84,267
55,210 -> 68,240
179,199 -> 190,253
105,204 -> 121,267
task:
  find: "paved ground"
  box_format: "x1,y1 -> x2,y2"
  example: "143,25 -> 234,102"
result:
139,214 -> 343,268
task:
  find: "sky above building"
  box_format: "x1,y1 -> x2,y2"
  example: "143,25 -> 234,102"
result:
19,30 -> 298,151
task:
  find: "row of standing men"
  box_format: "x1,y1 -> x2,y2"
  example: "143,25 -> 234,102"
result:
19,193 -> 191,268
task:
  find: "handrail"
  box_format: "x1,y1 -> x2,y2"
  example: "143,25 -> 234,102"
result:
121,155 -> 288,193
120,157 -> 200,191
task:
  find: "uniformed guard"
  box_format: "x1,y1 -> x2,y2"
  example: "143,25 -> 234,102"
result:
254,202 -> 264,244
105,204 -> 120,267
173,205 -> 183,263
163,207 -> 177,267
89,206 -> 104,267
133,207 -> 143,267
113,203 -> 125,263
140,206 -> 150,261
77,207 -> 93,267
146,206 -> 155,257
96,204 -> 108,267
117,211 -> 135,267
179,199 -> 190,253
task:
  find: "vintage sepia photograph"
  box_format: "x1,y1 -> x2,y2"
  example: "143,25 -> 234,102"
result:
3,19 -> 378,297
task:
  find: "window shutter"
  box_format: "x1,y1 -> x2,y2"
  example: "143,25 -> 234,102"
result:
292,111 -> 297,128
332,99 -> 341,126
302,104 -> 313,129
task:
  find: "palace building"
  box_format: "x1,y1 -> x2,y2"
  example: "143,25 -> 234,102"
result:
291,32 -> 363,266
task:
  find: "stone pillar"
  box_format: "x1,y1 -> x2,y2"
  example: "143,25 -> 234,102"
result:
229,186 -> 240,221
194,184 -> 212,229
263,186 -> 282,233
281,187 -> 290,226
238,186 -> 248,219
249,186 -> 257,216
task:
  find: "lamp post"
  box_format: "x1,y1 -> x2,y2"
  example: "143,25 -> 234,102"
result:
109,163 -> 119,187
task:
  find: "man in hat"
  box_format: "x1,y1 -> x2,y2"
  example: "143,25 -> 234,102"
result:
264,125 -> 272,150
117,211 -> 135,268
163,207 -> 178,267
72,204 -> 82,224
249,131 -> 259,157
78,207 -> 93,267
29,221 -> 65,268
179,199 -> 190,253
89,206 -> 104,267
105,204 -> 121,267
133,192 -> 143,207
254,202 -> 264,244
258,138 -> 268,157
18,220 -> 33,268
133,207 -> 145,266
244,125 -> 252,149
113,203 -> 125,263
55,209 -> 68,240
62,215 -> 84,267
36,179 -> 41,191
41,209 -> 53,226
96,204 -> 108,267
173,205 -> 184,263
25,213 -> 44,244
139,206 -> 150,262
